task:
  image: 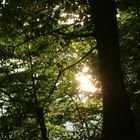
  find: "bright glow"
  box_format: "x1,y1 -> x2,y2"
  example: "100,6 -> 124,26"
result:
76,75 -> 89,85
80,81 -> 97,93
76,74 -> 97,93
75,66 -> 100,103
78,94 -> 88,103
82,66 -> 89,73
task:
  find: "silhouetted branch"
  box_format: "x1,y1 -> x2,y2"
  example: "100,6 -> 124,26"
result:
41,47 -> 96,102
56,30 -> 94,38
8,23 -> 83,48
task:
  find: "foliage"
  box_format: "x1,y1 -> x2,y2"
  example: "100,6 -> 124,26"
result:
0,0 -> 140,139
118,1 -> 140,137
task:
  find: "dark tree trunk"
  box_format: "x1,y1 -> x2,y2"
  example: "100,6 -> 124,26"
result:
92,0 -> 135,139
36,108 -> 49,140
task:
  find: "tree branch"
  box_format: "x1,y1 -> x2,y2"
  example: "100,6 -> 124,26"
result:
62,47 -> 96,72
9,23 -> 82,48
40,47 -> 96,102
55,30 -> 95,38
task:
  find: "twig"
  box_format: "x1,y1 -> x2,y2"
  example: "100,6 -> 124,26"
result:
41,47 -> 96,102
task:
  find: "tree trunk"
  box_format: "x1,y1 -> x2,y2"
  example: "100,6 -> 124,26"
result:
92,0 -> 135,139
36,108 -> 49,140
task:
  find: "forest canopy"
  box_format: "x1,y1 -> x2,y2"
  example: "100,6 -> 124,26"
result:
0,0 -> 140,140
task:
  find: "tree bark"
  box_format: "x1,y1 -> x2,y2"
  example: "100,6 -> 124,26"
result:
92,0 -> 135,139
36,107 -> 49,140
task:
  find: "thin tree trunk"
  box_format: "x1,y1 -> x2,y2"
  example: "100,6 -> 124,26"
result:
92,0 -> 135,139
36,107 -> 49,140
27,45 -> 49,140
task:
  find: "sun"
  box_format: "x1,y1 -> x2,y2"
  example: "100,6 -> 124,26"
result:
75,66 -> 97,94
75,66 -> 98,103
